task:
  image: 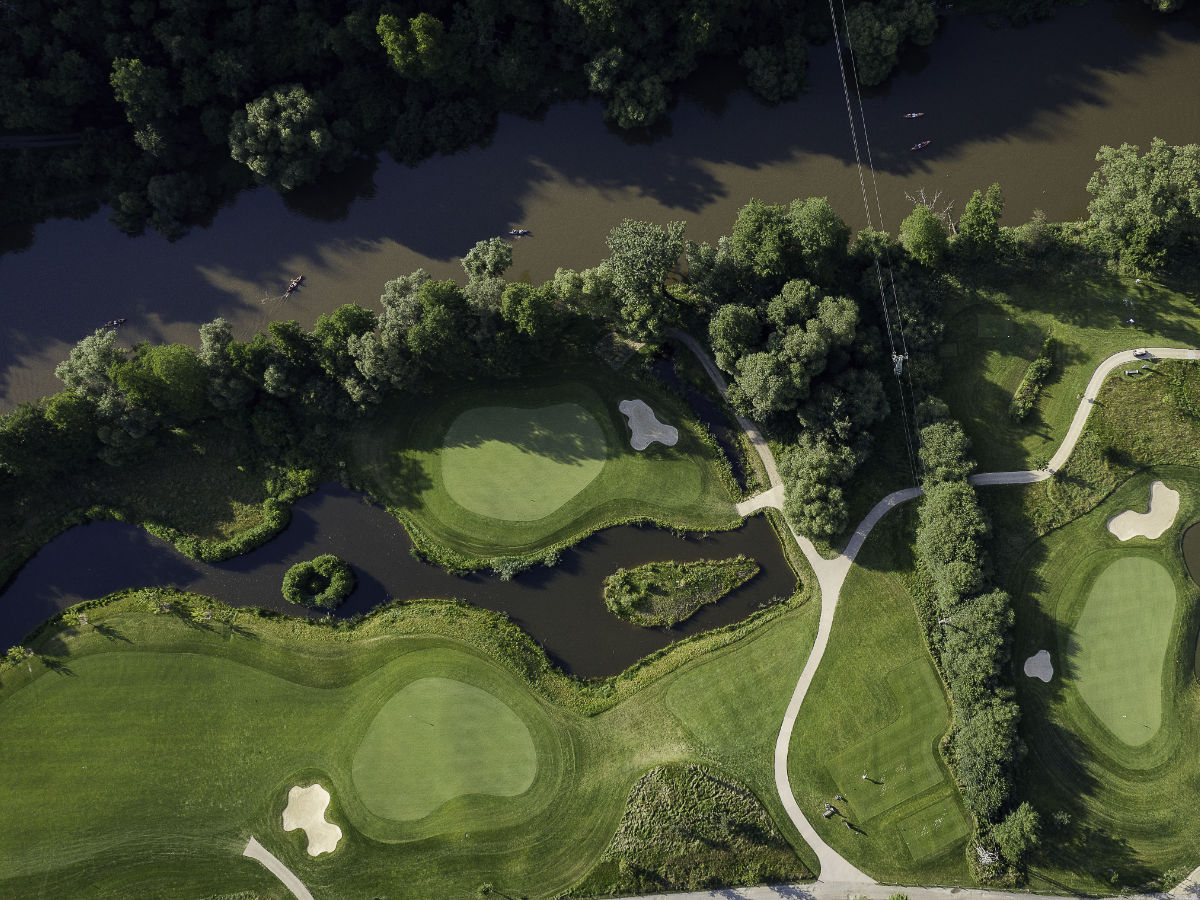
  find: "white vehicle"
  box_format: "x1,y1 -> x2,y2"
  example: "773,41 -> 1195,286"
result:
1133,348 -> 1149,358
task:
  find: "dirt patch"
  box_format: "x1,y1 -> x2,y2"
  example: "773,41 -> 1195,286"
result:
1107,480 -> 1179,541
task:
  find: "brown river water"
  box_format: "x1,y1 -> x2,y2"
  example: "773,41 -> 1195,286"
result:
1,0 -> 1198,410
2,0 -> 1200,670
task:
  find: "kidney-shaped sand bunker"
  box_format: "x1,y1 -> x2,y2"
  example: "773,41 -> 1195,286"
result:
351,677 -> 537,821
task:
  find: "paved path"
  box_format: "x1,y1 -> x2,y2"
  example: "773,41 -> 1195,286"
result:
736,485 -> 785,515
618,873 -> 1200,900
673,336 -> 1198,888
616,882 -> 1085,900
243,836 -> 314,900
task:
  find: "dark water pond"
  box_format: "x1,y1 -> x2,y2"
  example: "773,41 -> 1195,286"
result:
3,1 -> 1199,409
0,485 -> 796,678
1182,521 -> 1200,587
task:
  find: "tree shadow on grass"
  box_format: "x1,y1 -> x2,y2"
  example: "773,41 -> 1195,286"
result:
91,622 -> 131,643
440,408 -> 611,466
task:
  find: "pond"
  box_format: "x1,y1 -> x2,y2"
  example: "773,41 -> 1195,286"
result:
0,485 -> 799,678
2,1 -> 1199,409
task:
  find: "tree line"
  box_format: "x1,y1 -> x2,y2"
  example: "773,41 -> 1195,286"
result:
915,414 -> 1041,877
0,0 -> 950,238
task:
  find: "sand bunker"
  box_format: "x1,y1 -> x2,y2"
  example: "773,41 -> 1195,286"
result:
282,784 -> 341,856
1023,650 -> 1054,683
1107,480 -> 1180,541
618,399 -> 678,450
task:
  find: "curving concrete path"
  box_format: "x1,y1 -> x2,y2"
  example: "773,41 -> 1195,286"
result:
673,335 -> 1198,886
243,836 -> 315,900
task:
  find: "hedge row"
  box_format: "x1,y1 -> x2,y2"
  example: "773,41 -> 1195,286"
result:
915,418 -> 1027,875
1009,336 -> 1057,421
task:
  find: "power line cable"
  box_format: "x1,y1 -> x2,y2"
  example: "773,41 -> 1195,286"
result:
835,0 -> 926,478
823,0 -> 922,486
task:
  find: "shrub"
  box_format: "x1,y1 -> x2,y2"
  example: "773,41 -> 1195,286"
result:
1009,336 -> 1056,421
281,554 -> 356,608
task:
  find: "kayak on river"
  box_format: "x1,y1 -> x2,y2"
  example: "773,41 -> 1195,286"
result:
285,275 -> 303,295
903,112 -> 925,118
911,140 -> 932,150
101,317 -> 127,328
508,228 -> 531,237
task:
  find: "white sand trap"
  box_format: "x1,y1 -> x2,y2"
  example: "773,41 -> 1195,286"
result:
1107,480 -> 1180,541
618,399 -> 679,450
282,784 -> 341,856
1024,650 -> 1054,683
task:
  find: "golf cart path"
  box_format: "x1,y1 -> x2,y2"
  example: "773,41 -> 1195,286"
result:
618,878 -> 1200,900
673,336 -> 1197,886
243,836 -> 314,900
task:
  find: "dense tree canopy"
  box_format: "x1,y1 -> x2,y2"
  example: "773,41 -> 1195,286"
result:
0,0 -> 958,237
1086,138 -> 1200,270
228,84 -> 350,192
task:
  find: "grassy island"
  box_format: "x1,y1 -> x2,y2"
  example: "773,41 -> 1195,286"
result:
603,556 -> 760,627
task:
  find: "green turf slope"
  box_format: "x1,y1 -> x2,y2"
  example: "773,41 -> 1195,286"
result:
786,512 -> 970,883
940,272 -> 1200,472
1008,469 -> 1200,893
1074,556 -> 1176,745
440,403 -> 607,521
351,360 -> 738,562
352,676 -> 537,820
0,586 -> 822,898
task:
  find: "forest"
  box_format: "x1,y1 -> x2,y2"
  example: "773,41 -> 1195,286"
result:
4,0 -> 1184,240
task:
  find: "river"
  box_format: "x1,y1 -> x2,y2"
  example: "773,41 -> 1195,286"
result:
1,0 -> 1198,409
0,484 -> 798,677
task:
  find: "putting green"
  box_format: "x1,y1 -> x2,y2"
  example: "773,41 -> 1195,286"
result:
1074,556 -> 1176,746
351,677 -> 538,821
828,659 -> 950,820
440,404 -> 607,521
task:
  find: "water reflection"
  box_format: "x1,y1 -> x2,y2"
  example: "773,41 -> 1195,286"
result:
3,2 -> 1199,408
0,485 -> 797,678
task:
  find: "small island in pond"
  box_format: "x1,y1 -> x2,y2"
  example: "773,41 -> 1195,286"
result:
603,556 -> 760,627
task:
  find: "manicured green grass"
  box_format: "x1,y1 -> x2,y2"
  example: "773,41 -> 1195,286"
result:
940,270 -> 1200,472
0,580 -> 821,897
896,796 -> 971,864
351,359 -> 739,565
1006,469 -> 1200,893
827,659 -> 959,821
786,511 -> 971,882
602,555 -> 760,627
440,403 -> 608,521
352,676 -> 537,821
1073,556 -> 1176,746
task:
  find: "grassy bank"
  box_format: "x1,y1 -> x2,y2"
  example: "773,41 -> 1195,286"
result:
0,579 -> 821,897
0,424 -> 314,591
350,359 -> 740,571
940,269 -> 1200,473
1007,470 -> 1200,893
787,509 -> 973,884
